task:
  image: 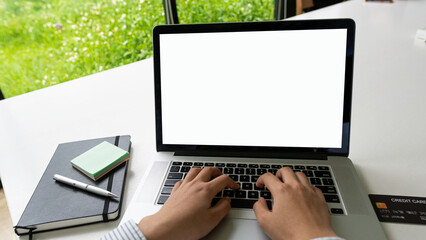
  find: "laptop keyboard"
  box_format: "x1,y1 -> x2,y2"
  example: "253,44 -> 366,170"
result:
157,161 -> 344,215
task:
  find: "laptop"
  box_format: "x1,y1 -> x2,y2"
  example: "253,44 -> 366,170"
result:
121,19 -> 387,239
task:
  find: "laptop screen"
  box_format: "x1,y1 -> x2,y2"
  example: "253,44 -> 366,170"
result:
154,20 -> 355,157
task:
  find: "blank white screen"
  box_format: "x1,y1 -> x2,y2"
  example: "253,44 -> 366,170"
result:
160,29 -> 347,148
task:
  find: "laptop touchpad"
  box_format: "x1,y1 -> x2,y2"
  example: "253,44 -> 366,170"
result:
137,161 -> 169,203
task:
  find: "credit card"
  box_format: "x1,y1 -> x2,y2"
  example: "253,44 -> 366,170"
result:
369,194 -> 426,225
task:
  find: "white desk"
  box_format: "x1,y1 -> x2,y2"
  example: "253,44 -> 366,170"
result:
292,0 -> 426,238
1,0 -> 425,239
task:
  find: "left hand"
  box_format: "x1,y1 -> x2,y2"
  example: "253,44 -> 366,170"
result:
138,167 -> 240,240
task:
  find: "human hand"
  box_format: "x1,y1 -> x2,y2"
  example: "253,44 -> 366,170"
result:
253,167 -> 338,240
138,167 -> 239,240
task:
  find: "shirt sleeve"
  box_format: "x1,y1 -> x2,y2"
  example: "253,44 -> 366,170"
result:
101,220 -> 344,240
100,219 -> 146,240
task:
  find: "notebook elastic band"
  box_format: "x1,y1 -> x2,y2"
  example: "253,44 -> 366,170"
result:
102,136 -> 120,221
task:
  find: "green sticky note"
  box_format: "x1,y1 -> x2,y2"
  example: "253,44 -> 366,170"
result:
71,141 -> 130,181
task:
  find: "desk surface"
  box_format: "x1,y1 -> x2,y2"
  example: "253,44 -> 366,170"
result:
1,0 -> 426,239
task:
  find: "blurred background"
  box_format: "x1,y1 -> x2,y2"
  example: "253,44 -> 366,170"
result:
0,0 -> 275,98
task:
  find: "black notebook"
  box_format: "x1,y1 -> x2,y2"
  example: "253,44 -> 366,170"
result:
14,135 -> 131,236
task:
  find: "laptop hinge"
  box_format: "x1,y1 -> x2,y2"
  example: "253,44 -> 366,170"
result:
173,151 -> 328,160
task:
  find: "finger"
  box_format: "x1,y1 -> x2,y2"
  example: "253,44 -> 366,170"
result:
313,187 -> 330,216
171,180 -> 182,195
209,174 -> 239,195
209,197 -> 232,225
195,167 -> 222,182
256,173 -> 283,195
276,167 -> 299,185
295,171 -> 310,187
183,167 -> 202,182
253,197 -> 271,226
313,186 -> 326,203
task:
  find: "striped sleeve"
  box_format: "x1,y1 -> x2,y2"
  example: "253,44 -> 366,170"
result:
101,219 -> 146,240
100,220 -> 343,240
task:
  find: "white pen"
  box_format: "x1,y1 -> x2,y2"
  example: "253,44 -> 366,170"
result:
53,174 -> 119,198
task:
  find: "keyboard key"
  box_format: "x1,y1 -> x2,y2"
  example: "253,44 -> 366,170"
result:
242,183 -> 252,190
324,194 -> 340,203
170,166 -> 180,172
271,165 -> 282,169
294,165 -> 305,170
235,168 -> 245,174
194,162 -> 203,167
164,179 -> 180,186
157,195 -> 169,204
231,199 -> 256,208
172,162 -> 182,166
322,178 -> 335,185
283,165 -> 293,169
248,191 -> 259,199
204,163 -> 214,167
180,166 -> 191,173
246,169 -> 256,175
223,190 -> 235,198
240,175 -> 250,182
237,164 -> 248,168
217,167 -> 223,172
310,178 -> 322,185
167,172 -> 183,179
316,186 -> 337,194
268,169 -> 277,174
249,164 -> 259,168
231,199 -> 272,210
266,200 -> 273,210
330,208 -> 344,214
260,164 -> 270,168
257,169 -> 267,175
251,176 -> 260,182
302,170 -> 313,177
161,187 -> 173,195
315,171 -> 331,178
318,166 -> 329,170
235,190 -> 247,198
216,163 -> 225,167
306,166 -> 317,170
183,162 -> 193,166
260,191 -> 271,199
226,163 -> 237,167
211,198 -> 221,207
224,168 -> 234,174
229,175 -> 239,181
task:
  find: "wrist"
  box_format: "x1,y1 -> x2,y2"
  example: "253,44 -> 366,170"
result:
138,215 -> 169,240
138,216 -> 155,240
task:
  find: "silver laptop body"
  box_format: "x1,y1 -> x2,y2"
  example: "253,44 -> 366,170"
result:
121,20 -> 387,239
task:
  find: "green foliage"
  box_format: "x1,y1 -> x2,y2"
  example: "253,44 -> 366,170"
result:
177,0 -> 273,23
0,0 -> 273,98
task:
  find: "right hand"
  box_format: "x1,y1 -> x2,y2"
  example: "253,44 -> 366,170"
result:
253,167 -> 338,240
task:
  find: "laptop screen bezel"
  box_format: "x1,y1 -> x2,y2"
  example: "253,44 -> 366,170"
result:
153,19 -> 355,158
